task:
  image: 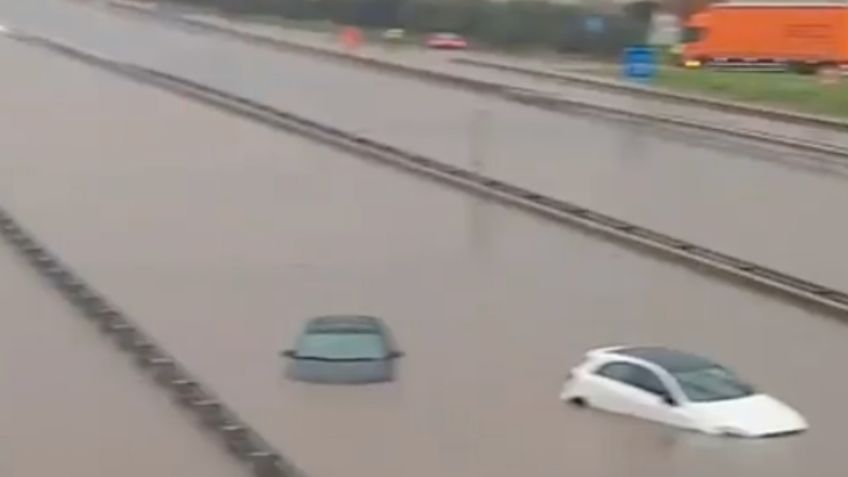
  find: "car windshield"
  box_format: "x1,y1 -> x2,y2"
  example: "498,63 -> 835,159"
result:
296,332 -> 386,361
673,366 -> 755,402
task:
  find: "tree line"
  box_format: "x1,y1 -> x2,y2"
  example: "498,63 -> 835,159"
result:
165,0 -> 658,56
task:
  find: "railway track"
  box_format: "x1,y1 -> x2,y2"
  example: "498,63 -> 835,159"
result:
105,0 -> 848,161
12,29 -> 848,320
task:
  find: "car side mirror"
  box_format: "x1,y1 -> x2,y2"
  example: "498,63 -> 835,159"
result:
280,350 -> 296,358
387,350 -> 405,359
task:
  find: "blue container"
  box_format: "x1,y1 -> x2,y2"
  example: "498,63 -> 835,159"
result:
622,46 -> 657,83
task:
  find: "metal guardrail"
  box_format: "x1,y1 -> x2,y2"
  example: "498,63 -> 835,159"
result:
19,30 -> 848,319
105,1 -> 848,160
452,57 -> 848,134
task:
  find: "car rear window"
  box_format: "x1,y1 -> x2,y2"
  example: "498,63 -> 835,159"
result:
297,332 -> 386,360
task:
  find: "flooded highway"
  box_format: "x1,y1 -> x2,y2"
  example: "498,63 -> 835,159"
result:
179,12 -> 848,149
0,224 -> 245,476
1,28 -> 847,477
3,0 -> 848,291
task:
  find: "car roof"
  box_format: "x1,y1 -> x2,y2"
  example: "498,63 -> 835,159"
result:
305,315 -> 384,333
608,346 -> 719,373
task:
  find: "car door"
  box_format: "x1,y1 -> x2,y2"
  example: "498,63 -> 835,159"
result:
590,362 -> 679,424
622,365 -> 691,426
587,362 -> 648,415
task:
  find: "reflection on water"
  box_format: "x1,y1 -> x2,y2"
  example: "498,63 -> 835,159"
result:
466,108 -> 493,258
618,121 -> 650,163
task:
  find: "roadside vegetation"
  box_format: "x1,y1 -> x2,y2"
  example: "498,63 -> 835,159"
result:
656,69 -> 848,119
152,0 -> 847,119
161,0 -> 656,56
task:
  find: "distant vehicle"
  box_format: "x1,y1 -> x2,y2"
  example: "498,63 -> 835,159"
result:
281,315 -> 403,384
560,346 -> 808,438
425,32 -> 468,50
382,28 -> 406,42
682,2 -> 848,72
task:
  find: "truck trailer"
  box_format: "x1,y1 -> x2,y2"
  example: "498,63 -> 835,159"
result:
682,2 -> 848,72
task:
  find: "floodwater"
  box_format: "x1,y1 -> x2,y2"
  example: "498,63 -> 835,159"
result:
0,227 -> 245,476
3,0 -> 848,290
0,31 -> 847,477
185,11 -> 848,149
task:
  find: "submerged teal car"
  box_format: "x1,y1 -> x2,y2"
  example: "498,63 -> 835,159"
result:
281,315 -> 403,384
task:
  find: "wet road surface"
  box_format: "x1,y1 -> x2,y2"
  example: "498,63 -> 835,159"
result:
0,225 -> 245,476
0,29 -> 847,477
3,0 -> 848,291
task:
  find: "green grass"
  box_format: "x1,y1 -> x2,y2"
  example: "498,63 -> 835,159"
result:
655,69 -> 848,119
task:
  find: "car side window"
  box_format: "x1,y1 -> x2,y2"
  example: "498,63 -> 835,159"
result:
596,362 -> 668,396
596,362 -> 633,382
628,366 -> 668,396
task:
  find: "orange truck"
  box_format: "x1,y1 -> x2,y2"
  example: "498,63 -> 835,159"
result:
682,2 -> 848,72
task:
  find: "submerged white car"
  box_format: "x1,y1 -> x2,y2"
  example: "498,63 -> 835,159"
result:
560,346 -> 807,438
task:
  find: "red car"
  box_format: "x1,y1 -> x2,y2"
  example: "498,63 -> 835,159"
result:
425,33 -> 468,50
